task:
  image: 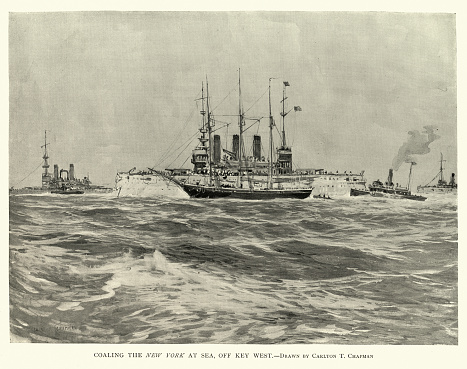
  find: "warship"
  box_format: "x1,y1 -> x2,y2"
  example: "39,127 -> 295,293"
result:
10,131 -> 112,194
115,72 -> 366,198
417,153 -> 457,194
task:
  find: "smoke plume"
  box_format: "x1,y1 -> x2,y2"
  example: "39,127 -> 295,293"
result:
392,125 -> 440,171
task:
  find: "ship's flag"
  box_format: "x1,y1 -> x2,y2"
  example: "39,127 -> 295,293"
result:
294,106 -> 302,111
283,81 -> 290,86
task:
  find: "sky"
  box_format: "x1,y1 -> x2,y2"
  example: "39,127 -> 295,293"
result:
9,11 -> 457,188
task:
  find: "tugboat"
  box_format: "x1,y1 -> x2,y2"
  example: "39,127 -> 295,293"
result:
351,164 -> 427,201
417,153 -> 457,194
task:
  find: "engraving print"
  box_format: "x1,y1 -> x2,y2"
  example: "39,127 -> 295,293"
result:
9,12 -> 457,345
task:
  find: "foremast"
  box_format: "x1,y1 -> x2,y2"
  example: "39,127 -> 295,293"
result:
41,130 -> 51,188
191,80 -> 214,183
206,78 -> 213,186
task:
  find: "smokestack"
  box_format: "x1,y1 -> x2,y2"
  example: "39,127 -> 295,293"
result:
69,164 -> 75,180
387,169 -> 393,186
253,135 -> 261,161
60,169 -> 69,181
450,173 -> 456,186
54,164 -> 59,180
213,135 -> 221,163
232,134 -> 239,160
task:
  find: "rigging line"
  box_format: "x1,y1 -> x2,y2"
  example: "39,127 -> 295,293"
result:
422,171 -> 442,186
255,117 -> 262,135
244,86 -> 269,113
211,119 -> 233,127
11,161 -> 44,188
225,122 -> 229,151
243,119 -> 261,133
152,104 -> 198,168
178,153 -> 192,169
153,129 -> 199,169
153,89 -> 201,166
212,82 -> 239,112
274,124 -> 282,138
212,122 -> 231,134
245,116 -> 267,121
165,134 -> 199,169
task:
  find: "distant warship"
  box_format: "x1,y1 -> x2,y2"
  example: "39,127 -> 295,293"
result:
417,153 -> 457,194
10,131 -> 111,194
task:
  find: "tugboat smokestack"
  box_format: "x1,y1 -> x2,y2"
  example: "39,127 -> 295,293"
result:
388,169 -> 394,186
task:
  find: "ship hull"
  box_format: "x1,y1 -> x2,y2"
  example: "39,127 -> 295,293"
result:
368,185 -> 427,201
370,192 -> 426,201
417,186 -> 457,194
50,189 -> 84,195
351,187 -> 426,201
350,188 -> 371,196
182,184 -> 312,199
114,172 -> 189,198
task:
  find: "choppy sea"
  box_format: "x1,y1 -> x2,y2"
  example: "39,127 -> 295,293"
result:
9,192 -> 458,344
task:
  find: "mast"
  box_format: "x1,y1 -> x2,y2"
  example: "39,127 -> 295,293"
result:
280,81 -> 290,147
191,83 -> 210,174
41,130 -> 50,188
200,83 -> 207,146
439,152 -> 445,183
408,162 -> 415,191
206,77 -> 213,186
268,78 -> 274,189
238,69 -> 245,187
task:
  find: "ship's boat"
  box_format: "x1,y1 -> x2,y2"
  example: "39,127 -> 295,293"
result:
417,153 -> 457,194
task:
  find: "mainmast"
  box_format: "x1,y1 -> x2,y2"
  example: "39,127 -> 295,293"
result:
280,81 -> 290,147
206,77 -> 213,186
41,130 -> 51,188
268,78 -> 274,189
238,69 -> 245,187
